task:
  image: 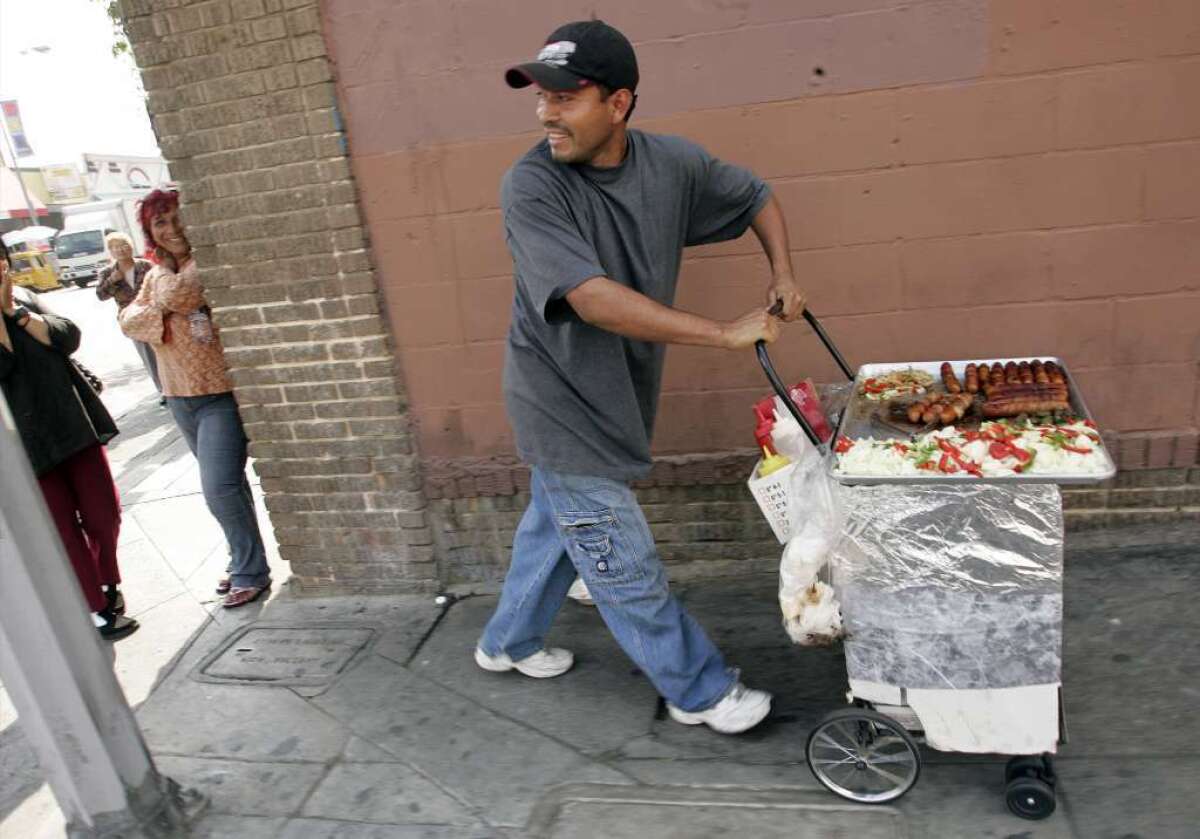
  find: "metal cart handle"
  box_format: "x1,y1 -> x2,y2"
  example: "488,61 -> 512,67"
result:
755,308 -> 854,450
803,308 -> 855,382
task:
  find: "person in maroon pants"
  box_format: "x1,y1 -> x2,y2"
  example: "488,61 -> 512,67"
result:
0,238 -> 137,641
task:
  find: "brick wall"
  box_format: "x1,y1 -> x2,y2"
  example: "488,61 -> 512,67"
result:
326,0 -> 1200,470
120,0 -> 436,594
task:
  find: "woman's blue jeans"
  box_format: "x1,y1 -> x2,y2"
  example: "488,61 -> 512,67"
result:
167,392 -> 270,588
478,466 -> 736,712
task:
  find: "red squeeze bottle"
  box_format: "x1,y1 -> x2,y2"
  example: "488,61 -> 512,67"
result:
755,420 -> 776,454
754,398 -> 775,425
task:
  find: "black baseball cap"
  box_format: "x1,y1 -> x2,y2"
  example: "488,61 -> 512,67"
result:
505,20 -> 639,93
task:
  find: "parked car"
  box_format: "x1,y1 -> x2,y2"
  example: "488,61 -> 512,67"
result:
8,249 -> 62,292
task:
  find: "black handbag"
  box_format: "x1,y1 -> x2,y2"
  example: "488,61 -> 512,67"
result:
73,359 -> 104,394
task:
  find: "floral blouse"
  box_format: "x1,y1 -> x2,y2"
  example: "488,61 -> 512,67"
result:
118,260 -> 233,398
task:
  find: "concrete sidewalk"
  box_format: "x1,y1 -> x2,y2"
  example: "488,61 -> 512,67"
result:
16,535 -> 1200,836
3,380 -> 1199,837
130,531 -> 1198,839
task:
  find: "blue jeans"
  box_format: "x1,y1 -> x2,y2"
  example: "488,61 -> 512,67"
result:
132,338 -> 161,394
478,467 -> 736,712
167,392 -> 270,588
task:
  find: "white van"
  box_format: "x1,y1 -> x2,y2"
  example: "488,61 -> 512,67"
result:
54,225 -> 114,288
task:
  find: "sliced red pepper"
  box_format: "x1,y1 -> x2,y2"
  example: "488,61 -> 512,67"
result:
937,438 -> 981,475
1061,443 -> 1093,454
893,442 -> 910,454
1082,419 -> 1097,429
989,441 -> 1013,460
989,439 -> 1032,463
917,460 -> 937,471
834,436 -> 855,454
938,452 -> 958,473
936,438 -> 961,456
984,425 -> 1014,443
962,430 -> 984,442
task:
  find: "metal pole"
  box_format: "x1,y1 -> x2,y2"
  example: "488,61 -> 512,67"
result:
0,396 -> 206,837
0,113 -> 41,222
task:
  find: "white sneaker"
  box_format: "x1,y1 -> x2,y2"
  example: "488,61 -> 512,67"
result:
474,646 -> 574,679
566,577 -> 595,606
667,682 -> 772,734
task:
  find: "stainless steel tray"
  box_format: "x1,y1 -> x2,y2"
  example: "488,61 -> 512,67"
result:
828,356 -> 1116,486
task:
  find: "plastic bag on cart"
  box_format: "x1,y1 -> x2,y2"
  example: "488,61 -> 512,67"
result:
778,443 -> 846,647
832,483 -> 1064,690
815,380 -> 854,429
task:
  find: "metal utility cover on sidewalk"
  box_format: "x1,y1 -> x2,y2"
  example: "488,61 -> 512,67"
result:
195,623 -> 375,688
526,784 -> 906,838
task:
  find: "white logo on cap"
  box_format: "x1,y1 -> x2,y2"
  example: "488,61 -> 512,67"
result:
538,40 -> 576,67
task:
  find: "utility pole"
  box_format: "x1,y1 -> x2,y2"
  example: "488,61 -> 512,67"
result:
0,398 -> 207,837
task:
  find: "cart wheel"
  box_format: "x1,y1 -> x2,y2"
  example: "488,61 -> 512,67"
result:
1006,776 -> 1056,820
806,707 -> 921,804
1005,755 -> 1055,785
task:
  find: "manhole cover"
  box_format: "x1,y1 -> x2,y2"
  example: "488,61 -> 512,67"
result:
195,623 -> 375,687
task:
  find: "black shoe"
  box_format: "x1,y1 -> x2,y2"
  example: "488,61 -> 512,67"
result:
159,396 -> 167,406
104,587 -> 125,616
98,613 -> 139,641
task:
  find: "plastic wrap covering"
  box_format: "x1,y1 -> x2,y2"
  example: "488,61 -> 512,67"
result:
831,483 -> 1063,691
816,381 -> 853,429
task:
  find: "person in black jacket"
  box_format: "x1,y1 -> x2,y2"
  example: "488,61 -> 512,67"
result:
0,238 -> 137,641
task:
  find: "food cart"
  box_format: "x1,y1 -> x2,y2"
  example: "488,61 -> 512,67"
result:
756,311 -> 1115,820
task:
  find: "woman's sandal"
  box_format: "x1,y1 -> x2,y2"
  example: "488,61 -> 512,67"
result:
222,583 -> 270,609
215,578 -> 231,595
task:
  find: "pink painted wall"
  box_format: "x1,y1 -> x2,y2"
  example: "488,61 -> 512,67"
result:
324,0 -> 1200,469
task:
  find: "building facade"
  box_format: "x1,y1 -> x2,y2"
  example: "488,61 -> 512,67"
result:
119,0 -> 1200,593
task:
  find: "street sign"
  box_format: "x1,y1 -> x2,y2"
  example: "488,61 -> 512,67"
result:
0,100 -> 35,157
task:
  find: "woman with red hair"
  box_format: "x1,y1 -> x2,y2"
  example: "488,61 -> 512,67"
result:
120,190 -> 271,608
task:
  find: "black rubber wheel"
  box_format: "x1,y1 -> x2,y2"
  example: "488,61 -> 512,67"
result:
1005,755 -> 1047,783
74,278 -> 90,288
1006,776 -> 1056,820
806,707 -> 921,804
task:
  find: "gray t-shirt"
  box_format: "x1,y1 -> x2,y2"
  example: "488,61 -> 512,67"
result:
502,129 -> 771,481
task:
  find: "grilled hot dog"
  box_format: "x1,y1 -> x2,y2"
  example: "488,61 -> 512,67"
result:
981,398 -> 1070,418
940,362 -> 962,394
965,363 -> 979,394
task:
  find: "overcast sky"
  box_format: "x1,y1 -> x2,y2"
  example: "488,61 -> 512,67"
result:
0,0 -> 161,169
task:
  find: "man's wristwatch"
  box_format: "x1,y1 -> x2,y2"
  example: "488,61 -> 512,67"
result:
11,306 -> 31,327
